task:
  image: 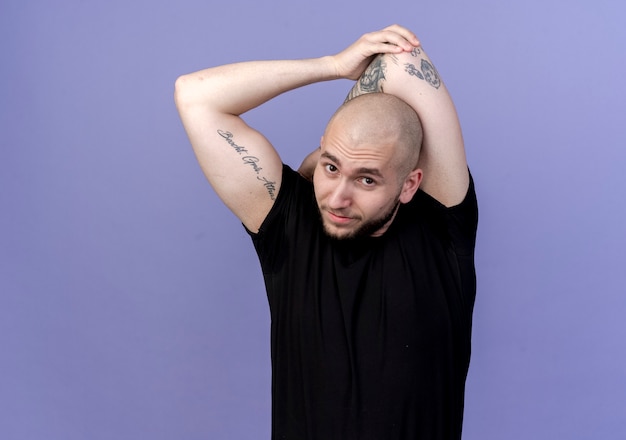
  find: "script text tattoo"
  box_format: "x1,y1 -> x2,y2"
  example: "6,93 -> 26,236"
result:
217,129 -> 277,200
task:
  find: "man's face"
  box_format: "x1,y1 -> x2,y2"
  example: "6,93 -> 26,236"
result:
313,126 -> 420,240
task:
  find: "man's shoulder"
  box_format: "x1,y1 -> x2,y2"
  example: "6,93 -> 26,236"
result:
397,174 -> 477,249
250,164 -> 317,237
410,172 -> 477,216
277,164 -> 316,207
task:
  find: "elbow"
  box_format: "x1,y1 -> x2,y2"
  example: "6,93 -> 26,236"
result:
174,72 -> 220,112
174,74 -> 194,109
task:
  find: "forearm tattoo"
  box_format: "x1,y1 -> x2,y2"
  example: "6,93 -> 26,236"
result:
346,48 -> 441,102
217,129 -> 277,200
345,55 -> 386,102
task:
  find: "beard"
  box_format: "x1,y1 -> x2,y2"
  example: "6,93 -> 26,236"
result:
319,198 -> 401,241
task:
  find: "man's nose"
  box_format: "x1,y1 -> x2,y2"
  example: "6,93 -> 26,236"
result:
327,179 -> 352,209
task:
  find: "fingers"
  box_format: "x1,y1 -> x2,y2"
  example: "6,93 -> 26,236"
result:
331,25 -> 420,80
365,24 -> 420,53
384,24 -> 420,46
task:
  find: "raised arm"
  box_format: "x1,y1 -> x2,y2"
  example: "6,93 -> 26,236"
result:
175,59 -> 333,233
345,42 -> 468,207
175,26 -> 419,232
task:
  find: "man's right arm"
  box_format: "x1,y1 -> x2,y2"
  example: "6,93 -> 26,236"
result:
175,59 -> 338,233
174,25 -> 419,232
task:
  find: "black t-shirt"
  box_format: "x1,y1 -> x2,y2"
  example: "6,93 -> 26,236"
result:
249,165 -> 478,440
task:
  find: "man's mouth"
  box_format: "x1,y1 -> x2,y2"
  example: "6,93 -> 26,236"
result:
326,210 -> 356,225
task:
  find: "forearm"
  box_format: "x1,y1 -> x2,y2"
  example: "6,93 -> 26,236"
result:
175,57 -> 338,116
345,48 -> 453,113
175,24 -> 419,117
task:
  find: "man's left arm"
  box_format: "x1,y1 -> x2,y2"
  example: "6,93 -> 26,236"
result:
345,45 -> 469,207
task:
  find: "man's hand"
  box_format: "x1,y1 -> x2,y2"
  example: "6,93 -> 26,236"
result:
331,24 -> 420,80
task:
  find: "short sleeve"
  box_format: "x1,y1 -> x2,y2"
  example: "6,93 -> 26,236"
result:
444,173 -> 479,256
410,172 -> 478,256
246,164 -> 316,272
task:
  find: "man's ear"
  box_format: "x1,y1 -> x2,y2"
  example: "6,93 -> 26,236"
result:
399,168 -> 423,204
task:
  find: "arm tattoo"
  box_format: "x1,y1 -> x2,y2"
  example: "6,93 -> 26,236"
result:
408,46 -> 441,88
419,59 -> 441,89
217,129 -> 277,200
345,55 -> 387,102
403,58 -> 441,89
405,63 -> 424,81
346,49 -> 441,103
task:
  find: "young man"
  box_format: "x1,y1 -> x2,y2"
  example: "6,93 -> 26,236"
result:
175,24 -> 478,440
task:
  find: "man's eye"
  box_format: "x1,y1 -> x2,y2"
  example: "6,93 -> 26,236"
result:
361,177 -> 376,186
325,164 -> 338,173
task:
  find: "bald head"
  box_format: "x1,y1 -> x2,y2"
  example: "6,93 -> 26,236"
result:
325,93 -> 423,178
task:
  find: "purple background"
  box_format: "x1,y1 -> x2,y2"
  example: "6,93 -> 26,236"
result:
1,0 -> 625,438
